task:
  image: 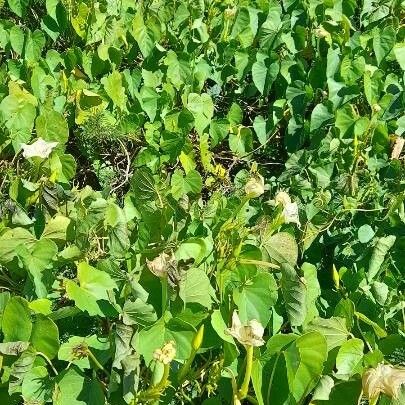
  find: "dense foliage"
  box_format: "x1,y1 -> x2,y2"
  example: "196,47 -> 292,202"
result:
0,0 -> 404,404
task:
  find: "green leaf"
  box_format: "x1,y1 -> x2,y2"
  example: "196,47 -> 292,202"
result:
187,93 -> 214,135
170,169 -> 202,199
179,267 -> 214,309
104,202 -> 130,258
17,238 -> 58,298
368,235 -> 396,280
0,227 -> 36,263
229,126 -> 253,156
35,110 -> 69,144
42,215 -> 71,243
354,311 -> 387,338
65,262 -> 117,316
164,51 -> 191,90
134,317 -> 194,364
22,366 -> 52,403
310,104 -> 334,132
54,367 -> 105,405
306,317 -> 350,351
24,29 -> 45,64
122,299 -> 157,327
30,315 -> 59,359
358,224 -> 375,244
284,331 -> 327,402
373,26 -> 396,66
335,338 -> 364,380
252,53 -> 279,95
7,0 -> 29,17
132,11 -> 155,58
101,70 -> 127,110
263,232 -> 298,266
2,296 -> 32,342
280,263 -> 307,327
233,271 -> 277,325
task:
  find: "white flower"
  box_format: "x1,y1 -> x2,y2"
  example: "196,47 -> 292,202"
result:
275,192 -> 300,226
225,311 -> 265,347
153,341 -> 176,364
363,364 -> 405,401
21,137 -> 58,159
245,175 -> 265,198
283,201 -> 300,226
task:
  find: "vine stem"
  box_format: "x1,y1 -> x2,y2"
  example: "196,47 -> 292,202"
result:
88,348 -> 110,378
36,351 -> 58,375
238,345 -> 254,399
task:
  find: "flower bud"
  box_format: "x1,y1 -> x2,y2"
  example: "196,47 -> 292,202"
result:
245,175 -> 265,198
192,324 -> 204,352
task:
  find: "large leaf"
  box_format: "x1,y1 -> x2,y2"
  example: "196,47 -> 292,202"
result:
284,331 -> 327,402
65,262 -> 117,316
179,267 -> 214,309
233,271 -> 278,325
2,297 -> 32,342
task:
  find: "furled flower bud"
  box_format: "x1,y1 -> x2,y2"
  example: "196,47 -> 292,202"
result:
192,324 -> 204,352
362,364 -> 405,401
245,175 -> 265,198
225,311 -> 265,347
153,341 -> 176,364
21,137 -> 58,159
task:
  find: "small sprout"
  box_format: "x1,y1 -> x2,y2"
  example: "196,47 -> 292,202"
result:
225,311 -> 265,347
362,363 -> 405,401
21,137 -> 58,159
245,174 -> 265,198
153,341 -> 176,364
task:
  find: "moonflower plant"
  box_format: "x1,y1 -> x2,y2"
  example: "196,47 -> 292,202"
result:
21,137 -> 58,159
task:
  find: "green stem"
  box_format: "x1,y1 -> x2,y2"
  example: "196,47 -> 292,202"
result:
155,363 -> 170,390
238,345 -> 253,399
36,351 -> 58,375
88,348 -> 110,378
177,349 -> 196,383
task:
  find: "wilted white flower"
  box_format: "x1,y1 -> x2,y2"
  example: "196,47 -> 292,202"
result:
146,252 -> 173,278
314,26 -> 329,38
391,136 -> 404,160
362,363 -> 405,401
245,175 -> 265,198
153,341 -> 176,364
21,137 -> 58,159
275,192 -> 300,226
225,311 -> 265,347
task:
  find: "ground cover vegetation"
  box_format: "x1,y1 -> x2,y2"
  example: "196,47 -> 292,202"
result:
0,0 -> 404,404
